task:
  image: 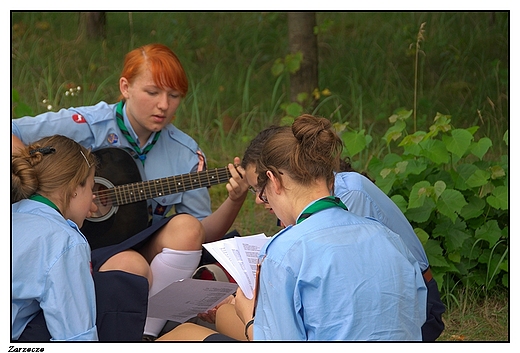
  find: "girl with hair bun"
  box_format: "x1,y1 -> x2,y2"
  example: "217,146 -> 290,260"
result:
12,135 -> 99,341
236,114 -> 427,340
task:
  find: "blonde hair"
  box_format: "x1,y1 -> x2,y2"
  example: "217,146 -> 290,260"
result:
11,135 -> 97,210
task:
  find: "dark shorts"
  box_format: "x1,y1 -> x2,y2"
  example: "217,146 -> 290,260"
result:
422,274 -> 446,341
203,333 -> 238,342
91,216 -> 175,341
16,311 -> 51,342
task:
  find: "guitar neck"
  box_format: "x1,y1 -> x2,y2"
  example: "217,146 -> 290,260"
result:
107,167 -> 231,206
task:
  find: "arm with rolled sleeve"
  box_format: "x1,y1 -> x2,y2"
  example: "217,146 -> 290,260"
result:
41,243 -> 98,341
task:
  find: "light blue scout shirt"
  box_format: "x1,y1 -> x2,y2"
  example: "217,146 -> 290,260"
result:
12,102 -> 212,223
334,172 -> 429,271
253,204 -> 427,341
12,200 -> 98,341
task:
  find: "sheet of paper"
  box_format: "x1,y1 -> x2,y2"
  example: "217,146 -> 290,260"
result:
202,233 -> 269,299
234,234 -> 269,297
147,278 -> 238,322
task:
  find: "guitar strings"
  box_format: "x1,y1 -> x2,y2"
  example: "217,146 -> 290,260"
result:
93,168 -> 231,198
93,168 -> 232,205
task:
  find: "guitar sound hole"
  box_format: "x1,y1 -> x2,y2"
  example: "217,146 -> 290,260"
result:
87,176 -> 119,223
91,183 -> 113,218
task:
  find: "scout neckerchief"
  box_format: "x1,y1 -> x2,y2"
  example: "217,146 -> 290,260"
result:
296,196 -> 348,224
116,100 -> 161,165
29,194 -> 63,217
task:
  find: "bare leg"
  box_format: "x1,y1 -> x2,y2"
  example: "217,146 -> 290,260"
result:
215,304 -> 247,341
139,214 -> 206,262
156,323 -> 218,341
99,249 -> 152,287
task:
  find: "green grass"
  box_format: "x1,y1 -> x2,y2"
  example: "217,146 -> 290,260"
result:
11,11 -> 509,341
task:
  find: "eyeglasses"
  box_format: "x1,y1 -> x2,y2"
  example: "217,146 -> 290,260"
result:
248,184 -> 268,204
258,184 -> 268,203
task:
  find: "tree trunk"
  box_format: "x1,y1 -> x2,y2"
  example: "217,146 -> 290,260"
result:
79,12 -> 106,40
287,12 -> 318,106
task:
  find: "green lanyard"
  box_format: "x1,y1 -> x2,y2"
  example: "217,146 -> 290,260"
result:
296,196 -> 348,224
29,194 -> 63,216
115,100 -> 161,165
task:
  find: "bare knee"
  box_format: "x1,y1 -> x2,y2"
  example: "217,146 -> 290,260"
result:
156,322 -> 216,341
155,214 -> 205,251
99,249 -> 152,287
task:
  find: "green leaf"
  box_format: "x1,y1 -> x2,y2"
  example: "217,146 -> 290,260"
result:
285,52 -> 303,74
424,239 -> 450,268
13,102 -> 34,118
432,217 -> 470,252
271,58 -> 284,76
465,169 -> 490,188
285,102 -> 303,117
466,126 -> 479,135
443,128 -> 473,158
375,173 -> 396,194
280,116 -> 295,126
470,137 -> 493,159
503,130 -> 508,146
475,220 -> 502,247
490,165 -> 506,180
383,120 -> 406,144
342,130 -> 367,156
388,108 -> 412,123
487,185 -> 508,210
296,92 -> 308,103
414,228 -> 429,245
390,194 -> 407,214
408,181 -> 431,209
437,189 -> 468,222
433,180 -> 446,199
398,131 -> 425,147
448,252 -> 461,263
402,158 -> 428,177
405,198 -> 435,223
460,196 -> 486,219
419,139 -> 450,164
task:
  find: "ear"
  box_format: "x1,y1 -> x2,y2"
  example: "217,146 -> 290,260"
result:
266,170 -> 283,195
119,77 -> 130,99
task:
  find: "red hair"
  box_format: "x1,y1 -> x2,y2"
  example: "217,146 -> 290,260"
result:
120,43 -> 188,97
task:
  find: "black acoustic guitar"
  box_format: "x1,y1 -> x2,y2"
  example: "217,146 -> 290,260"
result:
80,148 -> 231,250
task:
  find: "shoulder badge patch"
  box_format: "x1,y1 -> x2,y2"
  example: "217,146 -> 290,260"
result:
72,114 -> 86,123
107,133 -> 119,145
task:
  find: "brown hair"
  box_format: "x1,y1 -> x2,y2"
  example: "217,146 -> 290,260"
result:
119,43 -> 188,99
256,114 -> 343,190
11,135 -> 97,210
241,125 -> 284,170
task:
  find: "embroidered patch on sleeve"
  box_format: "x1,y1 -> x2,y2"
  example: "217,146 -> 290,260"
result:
72,114 -> 86,123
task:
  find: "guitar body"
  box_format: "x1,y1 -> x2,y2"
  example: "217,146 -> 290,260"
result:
80,148 -> 231,251
81,148 -> 149,250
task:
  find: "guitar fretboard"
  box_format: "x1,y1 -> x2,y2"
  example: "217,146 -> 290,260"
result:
94,167 -> 231,206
